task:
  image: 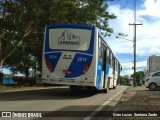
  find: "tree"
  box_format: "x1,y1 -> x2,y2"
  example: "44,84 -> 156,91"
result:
4,44 -> 35,77
131,71 -> 144,85
120,75 -> 130,85
2,0 -> 117,74
0,0 -> 41,67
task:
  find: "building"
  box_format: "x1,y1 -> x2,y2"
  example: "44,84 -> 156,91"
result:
146,55 -> 160,74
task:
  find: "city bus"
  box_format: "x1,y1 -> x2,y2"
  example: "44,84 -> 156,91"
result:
42,24 -> 121,93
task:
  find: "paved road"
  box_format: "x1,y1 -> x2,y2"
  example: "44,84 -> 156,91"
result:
0,86 -> 128,120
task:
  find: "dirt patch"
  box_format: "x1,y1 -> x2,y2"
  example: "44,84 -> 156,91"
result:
112,86 -> 160,120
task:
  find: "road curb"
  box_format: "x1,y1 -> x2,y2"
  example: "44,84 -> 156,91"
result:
83,86 -> 129,120
114,86 -> 129,108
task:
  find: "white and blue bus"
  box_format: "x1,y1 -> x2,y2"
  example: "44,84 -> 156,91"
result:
42,24 -> 121,93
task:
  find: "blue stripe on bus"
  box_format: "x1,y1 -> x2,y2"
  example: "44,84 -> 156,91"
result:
96,61 -> 110,90
45,52 -> 62,72
96,61 -> 102,90
65,53 -> 93,78
106,66 -> 110,76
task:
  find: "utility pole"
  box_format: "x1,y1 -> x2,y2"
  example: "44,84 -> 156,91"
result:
129,0 -> 142,87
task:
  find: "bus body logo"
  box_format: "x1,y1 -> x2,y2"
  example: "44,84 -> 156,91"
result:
58,30 -> 80,46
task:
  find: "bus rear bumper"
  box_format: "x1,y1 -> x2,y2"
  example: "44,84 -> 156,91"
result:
42,76 -> 96,87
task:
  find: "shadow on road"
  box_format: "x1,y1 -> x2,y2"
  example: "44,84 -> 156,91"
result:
0,87 -> 100,101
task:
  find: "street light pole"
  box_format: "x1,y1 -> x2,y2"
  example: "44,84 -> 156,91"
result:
129,0 -> 142,87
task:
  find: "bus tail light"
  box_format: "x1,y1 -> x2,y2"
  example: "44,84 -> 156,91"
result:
83,62 -> 91,74
45,60 -> 53,72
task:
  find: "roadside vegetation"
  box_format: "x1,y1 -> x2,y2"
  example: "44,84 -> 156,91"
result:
0,84 -> 6,89
0,84 -> 47,92
119,75 -> 130,85
120,71 -> 145,86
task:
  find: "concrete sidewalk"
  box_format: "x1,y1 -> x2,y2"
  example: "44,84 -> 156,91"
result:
112,86 -> 160,120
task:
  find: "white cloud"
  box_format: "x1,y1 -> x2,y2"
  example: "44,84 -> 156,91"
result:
108,0 -> 160,56
122,61 -> 146,69
138,0 -> 160,18
107,5 -> 135,54
107,0 -> 160,76
121,60 -> 147,76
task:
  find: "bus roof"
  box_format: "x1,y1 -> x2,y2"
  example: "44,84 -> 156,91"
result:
46,24 -> 94,30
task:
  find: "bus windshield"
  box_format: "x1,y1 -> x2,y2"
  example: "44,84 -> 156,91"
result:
48,28 -> 92,51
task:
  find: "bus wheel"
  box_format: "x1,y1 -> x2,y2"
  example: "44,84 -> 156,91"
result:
103,87 -> 109,93
70,85 -> 82,93
113,86 -> 116,89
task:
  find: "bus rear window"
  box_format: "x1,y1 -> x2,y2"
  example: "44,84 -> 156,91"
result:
48,28 -> 92,51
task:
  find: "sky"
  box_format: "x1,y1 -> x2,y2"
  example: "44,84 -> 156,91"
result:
107,0 -> 160,76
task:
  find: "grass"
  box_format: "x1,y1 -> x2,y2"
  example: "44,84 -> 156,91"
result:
0,85 -> 7,89
0,84 -> 21,92
0,84 -> 47,92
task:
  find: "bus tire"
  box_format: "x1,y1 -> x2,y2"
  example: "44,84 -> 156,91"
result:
113,86 -> 116,89
103,87 -> 109,93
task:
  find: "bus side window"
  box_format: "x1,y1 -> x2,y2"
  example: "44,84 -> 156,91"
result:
98,36 -> 101,48
116,60 -> 118,71
102,46 -> 105,59
112,57 -> 114,68
117,61 -> 119,71
110,52 -> 112,68
118,63 -> 122,72
98,36 -> 102,60
102,45 -> 106,70
98,49 -> 102,60
106,48 -> 110,65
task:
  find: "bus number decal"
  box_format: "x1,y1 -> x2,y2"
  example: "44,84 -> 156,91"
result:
77,57 -> 87,62
49,55 -> 57,59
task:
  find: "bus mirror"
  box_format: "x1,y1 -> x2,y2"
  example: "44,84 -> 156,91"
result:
109,59 -> 111,64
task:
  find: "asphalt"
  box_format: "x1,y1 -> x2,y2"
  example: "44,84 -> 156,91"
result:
2,85 -> 159,120
0,85 -> 128,120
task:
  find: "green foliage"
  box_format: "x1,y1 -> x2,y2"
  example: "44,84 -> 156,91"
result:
4,44 -> 35,77
0,85 -> 6,89
120,75 -> 130,85
131,71 -> 144,85
0,0 -> 37,66
1,0 -> 117,75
